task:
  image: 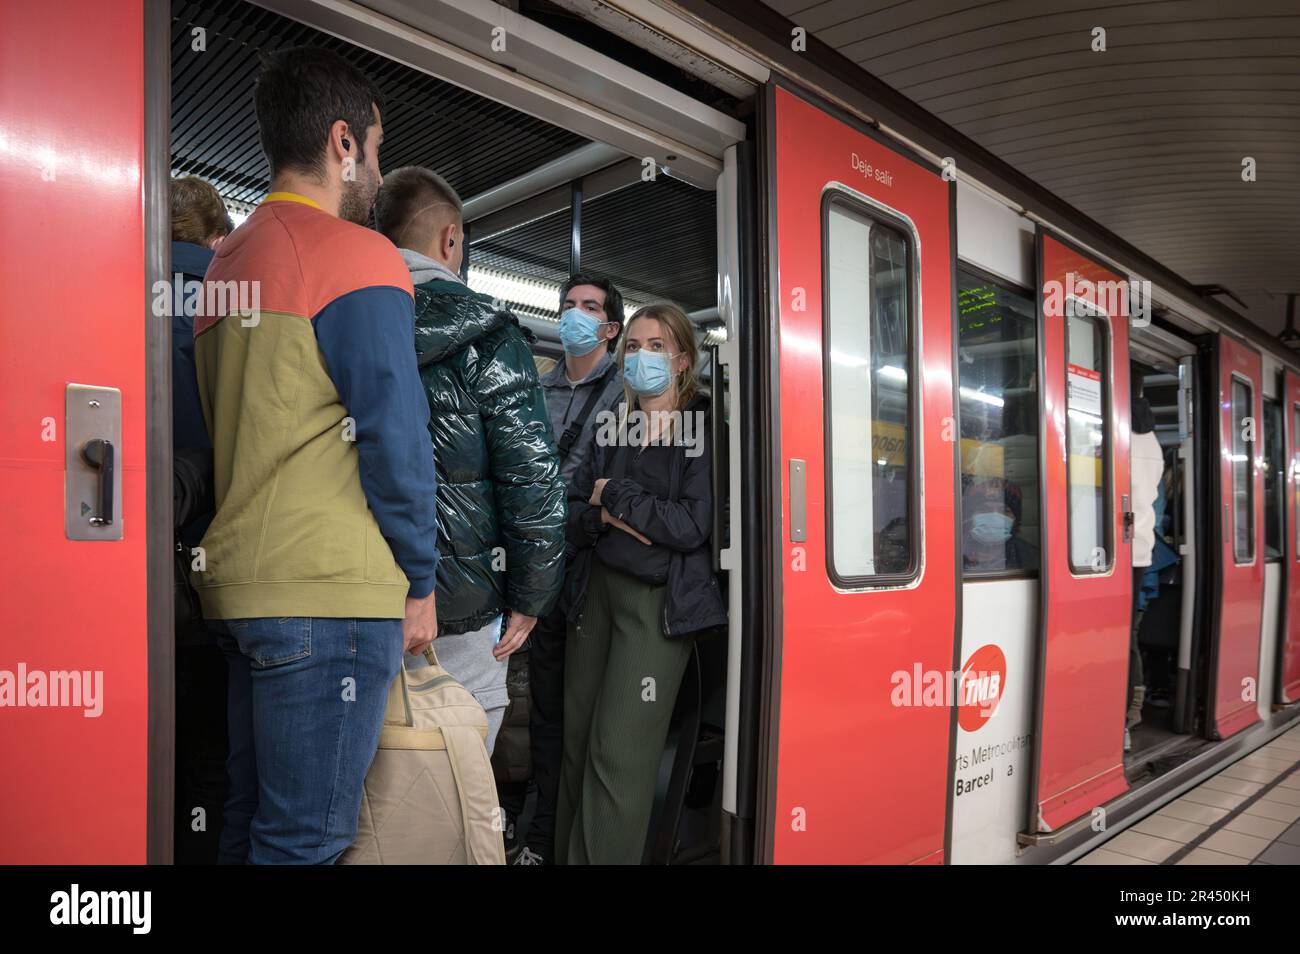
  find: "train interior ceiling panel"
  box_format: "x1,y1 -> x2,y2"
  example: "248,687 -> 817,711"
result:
5,0 -> 1300,872
170,0 -> 723,356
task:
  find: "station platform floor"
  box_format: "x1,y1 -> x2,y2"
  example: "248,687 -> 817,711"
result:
1074,723 -> 1300,865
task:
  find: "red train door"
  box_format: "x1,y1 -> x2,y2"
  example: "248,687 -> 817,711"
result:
1209,337 -> 1265,736
1282,371 -> 1300,704
763,84 -> 957,864
1028,233 -> 1132,832
0,0 -> 150,861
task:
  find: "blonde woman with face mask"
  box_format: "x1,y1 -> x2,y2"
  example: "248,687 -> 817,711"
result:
557,303 -> 727,864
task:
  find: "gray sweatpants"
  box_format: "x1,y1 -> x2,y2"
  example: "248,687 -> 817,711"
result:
404,616 -> 508,755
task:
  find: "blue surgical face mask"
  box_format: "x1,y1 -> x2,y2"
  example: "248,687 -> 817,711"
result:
969,511 -> 1014,545
623,350 -> 675,397
558,308 -> 605,356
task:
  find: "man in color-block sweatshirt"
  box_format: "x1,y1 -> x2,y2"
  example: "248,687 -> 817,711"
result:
192,47 -> 440,865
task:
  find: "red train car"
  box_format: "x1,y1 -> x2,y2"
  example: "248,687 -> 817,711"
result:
2,0 -> 1297,865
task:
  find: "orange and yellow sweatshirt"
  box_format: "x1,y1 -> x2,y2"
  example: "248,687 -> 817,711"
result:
192,194 -> 439,619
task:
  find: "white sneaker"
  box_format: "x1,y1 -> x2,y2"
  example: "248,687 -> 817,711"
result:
513,847 -> 546,865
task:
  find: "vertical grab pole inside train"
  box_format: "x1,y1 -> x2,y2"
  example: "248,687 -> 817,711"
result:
1175,354 -> 1197,733
569,178 -> 582,275
459,220 -> 470,283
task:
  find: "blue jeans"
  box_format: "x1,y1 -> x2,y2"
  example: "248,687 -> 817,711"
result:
210,617 -> 403,864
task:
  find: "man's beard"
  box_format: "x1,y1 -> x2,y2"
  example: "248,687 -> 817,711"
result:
339,164 -> 379,225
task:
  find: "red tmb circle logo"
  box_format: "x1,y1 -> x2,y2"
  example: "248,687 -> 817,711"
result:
957,644 -> 1007,732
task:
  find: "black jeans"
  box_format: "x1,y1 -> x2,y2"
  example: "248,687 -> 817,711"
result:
524,604 -> 567,856
1129,566 -> 1146,711
174,631 -> 229,865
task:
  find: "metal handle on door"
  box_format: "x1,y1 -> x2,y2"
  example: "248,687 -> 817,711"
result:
80,438 -> 115,526
790,458 -> 807,542
1121,493 -> 1133,543
65,383 -> 122,541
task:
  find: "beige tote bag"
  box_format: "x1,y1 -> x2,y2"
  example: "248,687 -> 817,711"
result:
341,646 -> 506,865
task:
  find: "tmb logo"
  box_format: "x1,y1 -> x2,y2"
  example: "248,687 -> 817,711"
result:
957,644 -> 1006,732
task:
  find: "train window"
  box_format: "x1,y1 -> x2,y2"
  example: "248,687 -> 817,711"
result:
1295,404 -> 1300,561
822,192 -> 914,583
1264,398 -> 1284,561
1231,378 -> 1254,563
1065,303 -> 1111,573
956,268 -> 1039,576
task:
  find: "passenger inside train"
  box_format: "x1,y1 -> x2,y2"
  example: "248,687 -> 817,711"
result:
1129,373 -> 1165,753
1126,362 -> 1187,763
956,270 -> 1039,575
961,476 -> 1036,573
168,0 -> 730,866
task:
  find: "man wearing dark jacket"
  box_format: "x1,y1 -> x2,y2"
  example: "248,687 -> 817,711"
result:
375,166 -> 566,755
511,275 -> 627,864
170,176 -> 233,458
169,175 -> 231,864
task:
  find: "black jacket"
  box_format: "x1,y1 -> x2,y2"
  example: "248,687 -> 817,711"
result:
566,393 -> 726,638
413,278 -> 567,636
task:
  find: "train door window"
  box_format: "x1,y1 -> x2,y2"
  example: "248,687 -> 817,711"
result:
1231,377 -> 1255,563
1065,303 -> 1111,573
956,267 -> 1038,575
822,192 -> 914,583
1264,398 -> 1284,560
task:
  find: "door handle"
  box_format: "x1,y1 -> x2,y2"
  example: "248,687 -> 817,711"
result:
1122,493 -> 1133,543
65,383 -> 122,541
80,439 -> 115,526
789,458 -> 807,542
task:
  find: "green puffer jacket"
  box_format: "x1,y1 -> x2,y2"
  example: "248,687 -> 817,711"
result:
412,277 -> 566,636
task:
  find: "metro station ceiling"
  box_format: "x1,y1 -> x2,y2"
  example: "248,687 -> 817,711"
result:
763,0 -> 1300,338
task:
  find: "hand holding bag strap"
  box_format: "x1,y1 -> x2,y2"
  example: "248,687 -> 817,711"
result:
389,644 -> 442,730
397,662 -> 415,728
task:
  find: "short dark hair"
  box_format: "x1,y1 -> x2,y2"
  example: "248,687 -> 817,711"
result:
253,47 -> 382,179
375,166 -> 462,252
560,275 -> 625,352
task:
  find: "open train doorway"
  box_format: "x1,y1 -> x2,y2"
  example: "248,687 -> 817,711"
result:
1127,356 -> 1190,761
163,0 -> 748,864
1125,327 -> 1208,780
